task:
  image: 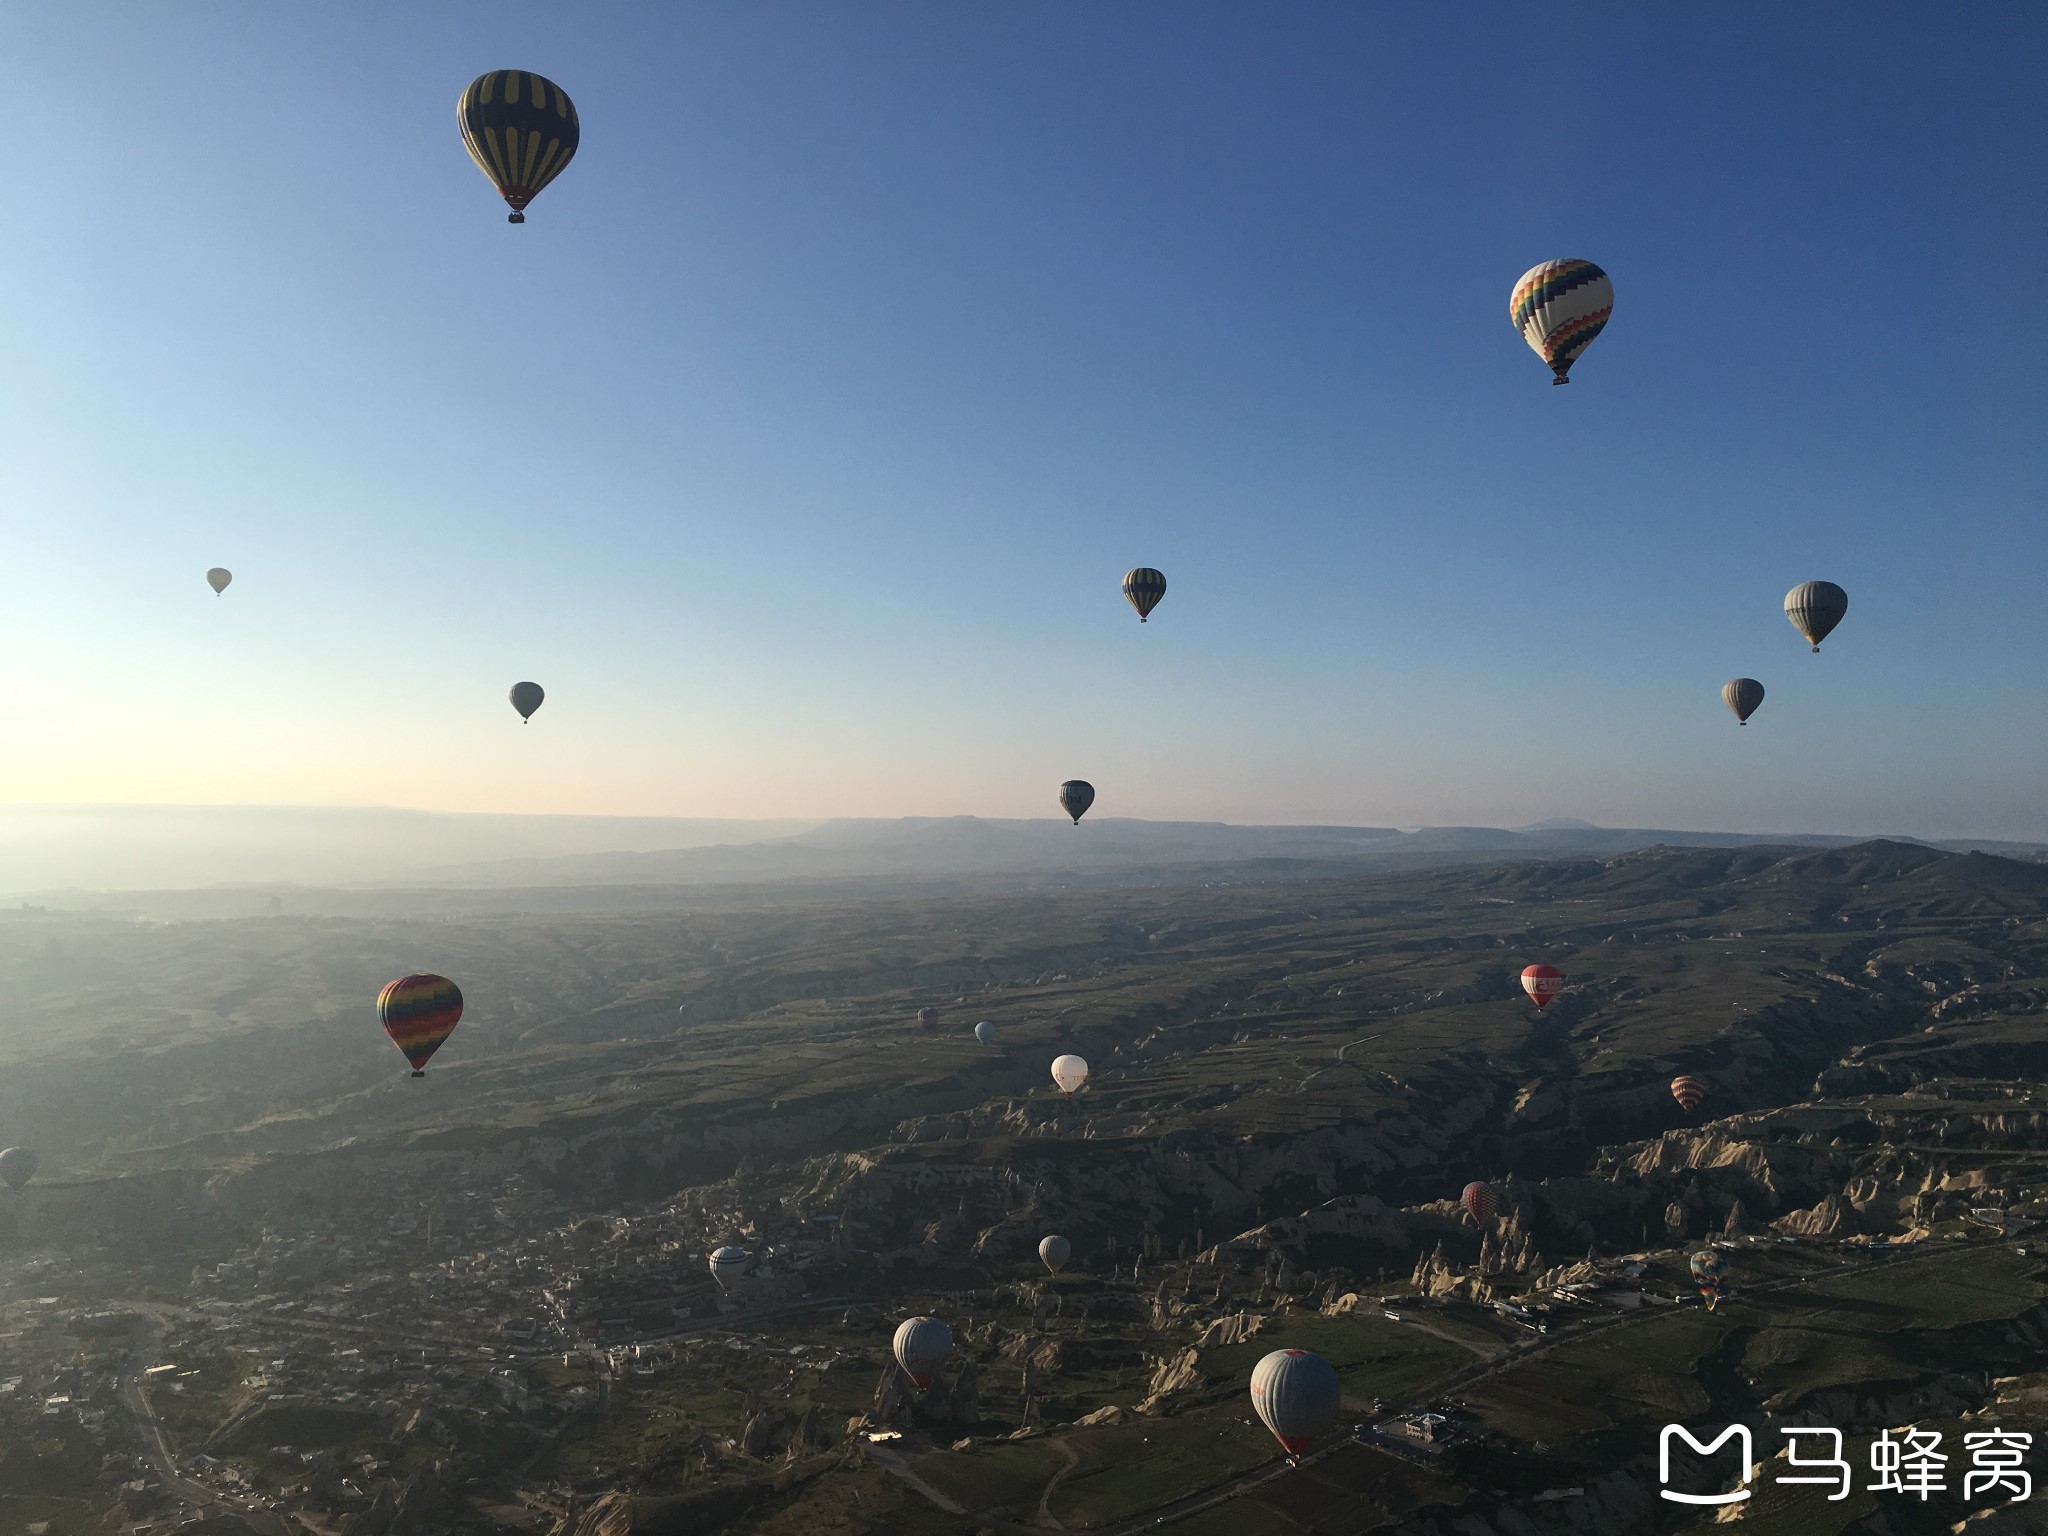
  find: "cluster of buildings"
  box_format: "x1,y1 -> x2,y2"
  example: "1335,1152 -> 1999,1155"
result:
0,1169 -> 858,1531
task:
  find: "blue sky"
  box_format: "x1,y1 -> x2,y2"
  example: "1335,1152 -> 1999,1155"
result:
0,3 -> 2041,836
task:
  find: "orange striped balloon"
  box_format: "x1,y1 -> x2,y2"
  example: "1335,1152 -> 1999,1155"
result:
378,974 -> 465,1077
1670,1075 -> 1707,1113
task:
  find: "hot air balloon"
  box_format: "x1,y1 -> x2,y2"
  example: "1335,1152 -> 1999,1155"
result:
1461,1181 -> 1499,1228
892,1316 -> 952,1389
1520,965 -> 1564,1010
457,71 -> 579,224
1722,678 -> 1765,724
1249,1348 -> 1341,1464
509,681 -> 544,722
205,568 -> 232,595
1039,1235 -> 1072,1276
1050,1054 -> 1089,1095
916,1006 -> 940,1029
1784,582 -> 1848,652
1510,260 -> 1613,385
377,975 -> 464,1077
708,1246 -> 749,1294
0,1148 -> 39,1191
1690,1249 -> 1728,1311
974,1021 -> 996,1046
1060,781 -> 1095,823
1122,568 -> 1167,622
1671,1075 -> 1707,1114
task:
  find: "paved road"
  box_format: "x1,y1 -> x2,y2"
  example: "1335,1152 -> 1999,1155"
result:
1108,1239 -> 1976,1533
118,1304 -> 289,1536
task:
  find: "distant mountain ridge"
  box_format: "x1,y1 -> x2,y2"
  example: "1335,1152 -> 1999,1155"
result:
2,804 -> 2041,896
405,816 -> 2048,890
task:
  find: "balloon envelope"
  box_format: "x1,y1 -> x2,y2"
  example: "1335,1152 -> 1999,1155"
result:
0,1147 -> 39,1191
458,71 -> 579,222
974,1021 -> 996,1045
1690,1249 -> 1728,1309
1060,781 -> 1095,823
1038,1234 -> 1071,1275
1249,1348 -> 1341,1461
892,1316 -> 952,1388
509,681 -> 545,721
1784,581 -> 1848,652
708,1246 -> 749,1293
205,568 -> 232,594
917,1006 -> 940,1028
1510,259 -> 1613,383
1461,1181 -> 1499,1227
1671,1075 -> 1707,1113
1050,1054 -> 1089,1095
1722,678 -> 1765,724
1520,965 -> 1564,1009
1122,567 -> 1167,622
377,975 -> 464,1076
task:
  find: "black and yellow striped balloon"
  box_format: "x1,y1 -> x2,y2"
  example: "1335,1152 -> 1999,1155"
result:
457,71 -> 579,224
1121,567 -> 1166,622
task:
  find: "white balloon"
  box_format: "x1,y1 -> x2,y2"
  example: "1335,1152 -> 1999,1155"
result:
1050,1054 -> 1089,1095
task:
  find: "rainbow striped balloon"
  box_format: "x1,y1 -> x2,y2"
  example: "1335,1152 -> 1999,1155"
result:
378,974 -> 465,1077
1510,259 -> 1613,384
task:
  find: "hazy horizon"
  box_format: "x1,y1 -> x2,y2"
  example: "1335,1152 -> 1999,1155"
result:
4,800 -> 2040,897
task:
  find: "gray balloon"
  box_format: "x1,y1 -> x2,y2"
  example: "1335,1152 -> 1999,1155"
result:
205,568 -> 232,595
1249,1348 -> 1341,1461
1784,581 -> 1848,652
974,1021 -> 996,1046
892,1315 -> 952,1387
0,1148 -> 39,1191
509,681 -> 545,722
1038,1234 -> 1071,1275
1059,780 -> 1095,823
1722,678 -> 1765,724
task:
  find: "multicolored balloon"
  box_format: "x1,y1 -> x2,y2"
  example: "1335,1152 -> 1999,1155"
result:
1060,780 -> 1095,823
1510,259 -> 1613,385
457,71 -> 579,224
1784,581 -> 1848,652
377,974 -> 465,1077
1039,1234 -> 1071,1275
1122,567 -> 1167,622
206,568 -> 232,595
1671,1075 -> 1707,1114
1461,1181 -> 1499,1227
1722,678 -> 1765,724
917,1006 -> 940,1028
1249,1348 -> 1341,1463
1690,1249 -> 1728,1311
1051,1054 -> 1090,1095
892,1316 -> 952,1389
509,681 -> 544,722
1520,964 -> 1564,1010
